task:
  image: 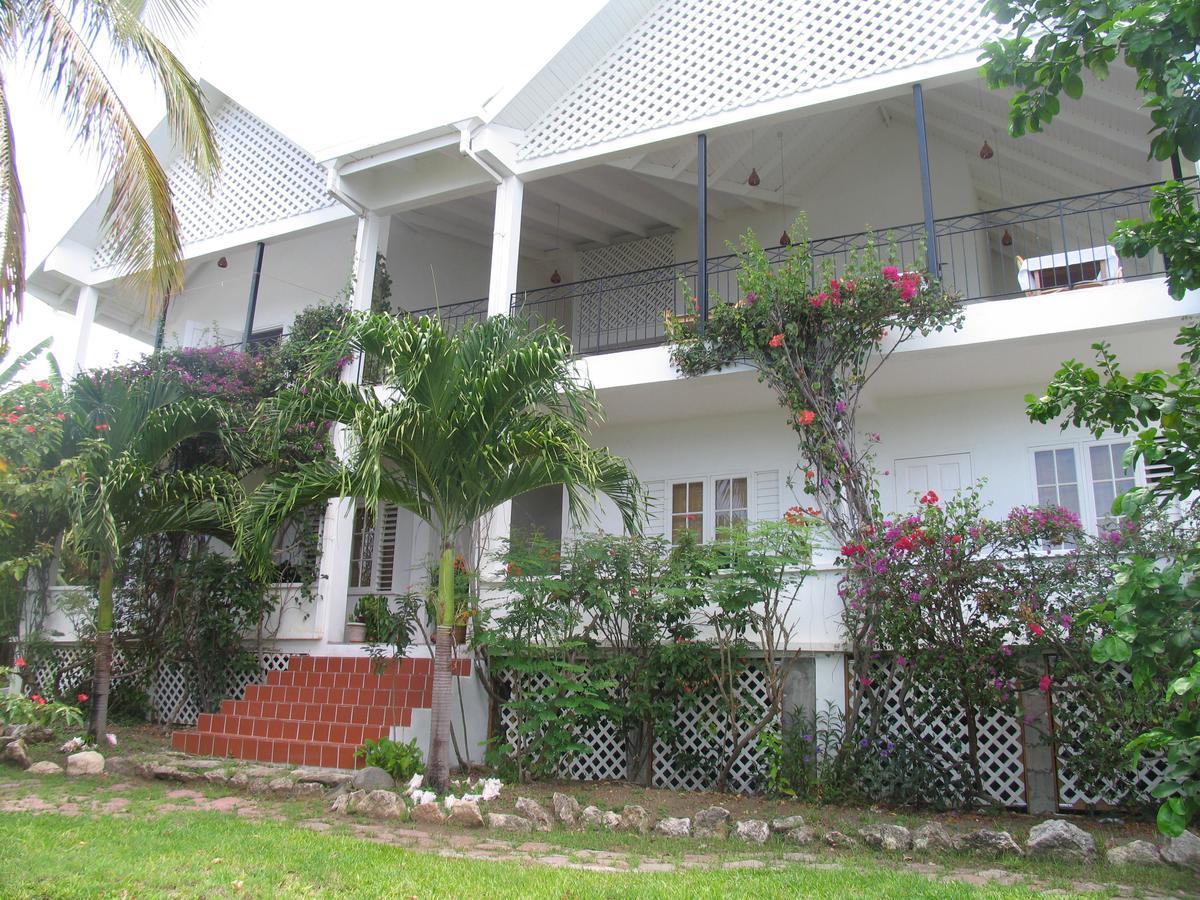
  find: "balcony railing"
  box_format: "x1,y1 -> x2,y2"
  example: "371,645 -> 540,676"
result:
404,296 -> 487,331
508,181 -> 1185,357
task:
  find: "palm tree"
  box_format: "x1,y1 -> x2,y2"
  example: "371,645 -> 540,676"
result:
0,0 -> 219,354
64,369 -> 239,738
240,312 -> 642,792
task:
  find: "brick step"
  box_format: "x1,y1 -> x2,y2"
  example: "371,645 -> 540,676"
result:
263,669 -> 432,691
219,698 -> 395,725
171,731 -> 360,769
287,656 -> 470,676
194,714 -> 400,745
241,682 -> 431,708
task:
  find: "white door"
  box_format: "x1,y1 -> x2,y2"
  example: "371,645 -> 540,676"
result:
894,453 -> 972,509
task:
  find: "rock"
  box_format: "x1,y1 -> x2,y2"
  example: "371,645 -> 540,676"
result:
1025,819 -> 1097,862
1161,829 -> 1200,872
65,750 -> 104,776
3,724 -> 53,743
655,817 -> 691,838
449,800 -> 483,828
515,796 -> 553,832
786,826 -> 817,846
1105,840 -> 1163,866
770,814 -> 806,833
145,763 -> 200,782
957,829 -> 1023,856
1,738 -> 30,769
825,830 -> 856,849
911,822 -> 955,851
552,792 -> 581,827
487,812 -> 533,833
858,824 -> 912,851
294,782 -> 326,798
410,801 -> 445,824
693,806 -> 731,839
620,804 -> 650,834
580,805 -> 604,827
330,790 -> 364,814
26,761 -> 63,775
355,790 -> 404,819
351,766 -> 396,792
267,777 -> 295,794
293,767 -> 353,787
103,756 -> 139,777
734,819 -> 770,844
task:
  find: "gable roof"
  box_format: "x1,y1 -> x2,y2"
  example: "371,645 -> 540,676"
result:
514,0 -> 994,162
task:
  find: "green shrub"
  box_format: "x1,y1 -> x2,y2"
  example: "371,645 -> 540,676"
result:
354,737 -> 424,783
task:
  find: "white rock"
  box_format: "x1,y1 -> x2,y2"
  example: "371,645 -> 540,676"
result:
654,817 -> 691,838
26,761 -> 63,775
734,819 -> 770,844
65,750 -> 104,776
515,796 -> 553,831
1161,829 -> 1200,872
1106,840 -> 1163,866
1025,819 -> 1096,861
859,824 -> 912,851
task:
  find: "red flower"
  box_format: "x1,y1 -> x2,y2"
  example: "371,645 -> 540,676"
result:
13,657 -> 26,667
796,410 -> 815,426
840,543 -> 866,556
77,693 -> 89,702
844,279 -> 855,292
31,694 -> 46,705
95,423 -> 109,431
809,295 -> 824,308
1029,622 -> 1045,638
768,333 -> 785,348
899,273 -> 921,301
1038,674 -> 1052,693
24,425 -> 35,433
55,413 -> 66,422
34,380 -> 50,390
948,534 -> 962,544
882,266 -> 900,283
919,490 -> 939,505
804,470 -> 815,480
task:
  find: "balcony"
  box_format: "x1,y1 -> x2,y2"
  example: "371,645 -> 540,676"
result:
498,181 -> 1179,357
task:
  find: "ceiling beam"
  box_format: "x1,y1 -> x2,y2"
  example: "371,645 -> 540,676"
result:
520,199 -> 611,244
577,166 -> 697,224
617,159 -> 768,210
401,212 -> 543,261
533,178 -> 651,238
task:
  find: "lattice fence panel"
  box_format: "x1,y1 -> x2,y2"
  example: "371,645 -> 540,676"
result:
519,0 -> 992,160
652,666 -> 774,793
1052,664 -> 1167,810
92,99 -> 335,268
858,663 -> 1028,809
574,233 -> 675,352
24,645 -> 299,726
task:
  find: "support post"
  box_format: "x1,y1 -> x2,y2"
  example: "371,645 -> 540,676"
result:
240,241 -> 266,349
318,211 -> 389,645
488,175 -> 524,318
70,285 -> 98,377
912,84 -> 939,275
697,133 -> 709,329
1171,151 -> 1184,181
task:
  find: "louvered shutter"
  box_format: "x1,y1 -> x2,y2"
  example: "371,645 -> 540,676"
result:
374,503 -> 401,592
754,470 -> 779,521
644,480 -> 666,536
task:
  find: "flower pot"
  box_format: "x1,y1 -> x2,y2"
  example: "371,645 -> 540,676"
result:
344,621 -> 367,643
452,623 -> 468,645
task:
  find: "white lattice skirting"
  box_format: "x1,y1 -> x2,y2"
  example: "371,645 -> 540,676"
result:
24,645 -> 297,726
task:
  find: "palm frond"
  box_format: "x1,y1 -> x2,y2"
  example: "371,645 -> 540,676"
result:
0,336 -> 50,387
0,70 -> 26,357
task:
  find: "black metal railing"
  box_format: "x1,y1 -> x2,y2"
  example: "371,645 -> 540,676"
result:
508,180 -> 1185,357
402,297 -> 488,331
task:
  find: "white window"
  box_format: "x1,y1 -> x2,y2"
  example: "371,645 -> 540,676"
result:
714,476 -> 749,535
1030,439 -> 1142,535
668,475 -> 751,543
348,502 -> 400,591
348,506 -> 376,589
670,480 -> 704,543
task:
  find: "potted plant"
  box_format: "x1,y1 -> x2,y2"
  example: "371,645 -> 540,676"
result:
356,594 -> 395,643
452,606 -> 476,645
345,599 -> 369,643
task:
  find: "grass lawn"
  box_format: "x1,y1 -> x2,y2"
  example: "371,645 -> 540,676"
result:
0,811 -> 1053,899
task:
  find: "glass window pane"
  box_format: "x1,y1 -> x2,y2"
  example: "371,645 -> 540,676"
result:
715,512 -> 730,530
1055,448 -> 1077,484
1116,477 -> 1135,494
731,477 -> 748,509
689,481 -> 703,510
1089,444 -> 1112,481
1112,443 -> 1133,477
1058,483 -> 1081,515
1034,450 -> 1056,485
1037,485 -> 1058,506
715,478 -> 731,512
672,483 -> 687,509
731,509 -> 748,525
1093,481 -> 1115,516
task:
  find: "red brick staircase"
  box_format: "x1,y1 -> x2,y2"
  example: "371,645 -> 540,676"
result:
171,655 -> 470,769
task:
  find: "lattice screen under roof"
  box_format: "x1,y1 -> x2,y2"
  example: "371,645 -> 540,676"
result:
91,100 -> 335,270
518,0 -> 993,161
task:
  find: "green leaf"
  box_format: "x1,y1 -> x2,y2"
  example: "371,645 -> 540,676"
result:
1092,634 -> 1132,663
1156,799 -> 1188,837
1064,73 -> 1084,100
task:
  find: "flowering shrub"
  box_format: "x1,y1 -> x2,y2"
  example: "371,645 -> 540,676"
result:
0,665 -> 85,731
667,220 -> 962,749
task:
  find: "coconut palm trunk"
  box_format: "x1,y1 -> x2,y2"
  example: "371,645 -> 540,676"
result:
89,557 -> 115,739
427,543 -> 457,791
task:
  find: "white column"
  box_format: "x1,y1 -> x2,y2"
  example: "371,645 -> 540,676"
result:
70,285 -> 98,376
319,212 -> 389,645
487,175 -> 523,318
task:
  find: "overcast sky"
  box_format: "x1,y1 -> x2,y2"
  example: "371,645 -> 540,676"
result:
8,0 -> 605,371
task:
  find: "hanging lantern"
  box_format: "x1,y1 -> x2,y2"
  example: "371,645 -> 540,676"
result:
779,231 -> 791,247
979,140 -> 994,160
217,256 -> 229,268
1001,229 -> 1013,247
550,269 -> 562,284
747,167 -> 761,187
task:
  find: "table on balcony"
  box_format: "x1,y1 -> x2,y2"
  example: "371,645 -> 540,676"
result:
1017,245 -> 1122,294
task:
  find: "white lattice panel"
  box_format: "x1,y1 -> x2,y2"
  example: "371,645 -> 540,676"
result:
859,661 -> 1028,809
652,666 -> 774,793
518,0 -> 993,160
1053,665 -> 1168,809
26,645 -> 298,726
575,233 -> 675,351
92,100 -> 335,268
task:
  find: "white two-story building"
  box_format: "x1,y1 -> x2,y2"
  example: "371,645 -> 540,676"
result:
28,0 -> 1197,807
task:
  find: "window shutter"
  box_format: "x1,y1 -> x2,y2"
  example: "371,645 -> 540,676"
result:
754,470 -> 779,521
1145,435 -> 1173,486
644,480 -> 666,536
374,503 -> 401,592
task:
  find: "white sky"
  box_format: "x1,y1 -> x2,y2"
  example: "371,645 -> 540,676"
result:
7,0 -> 605,371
